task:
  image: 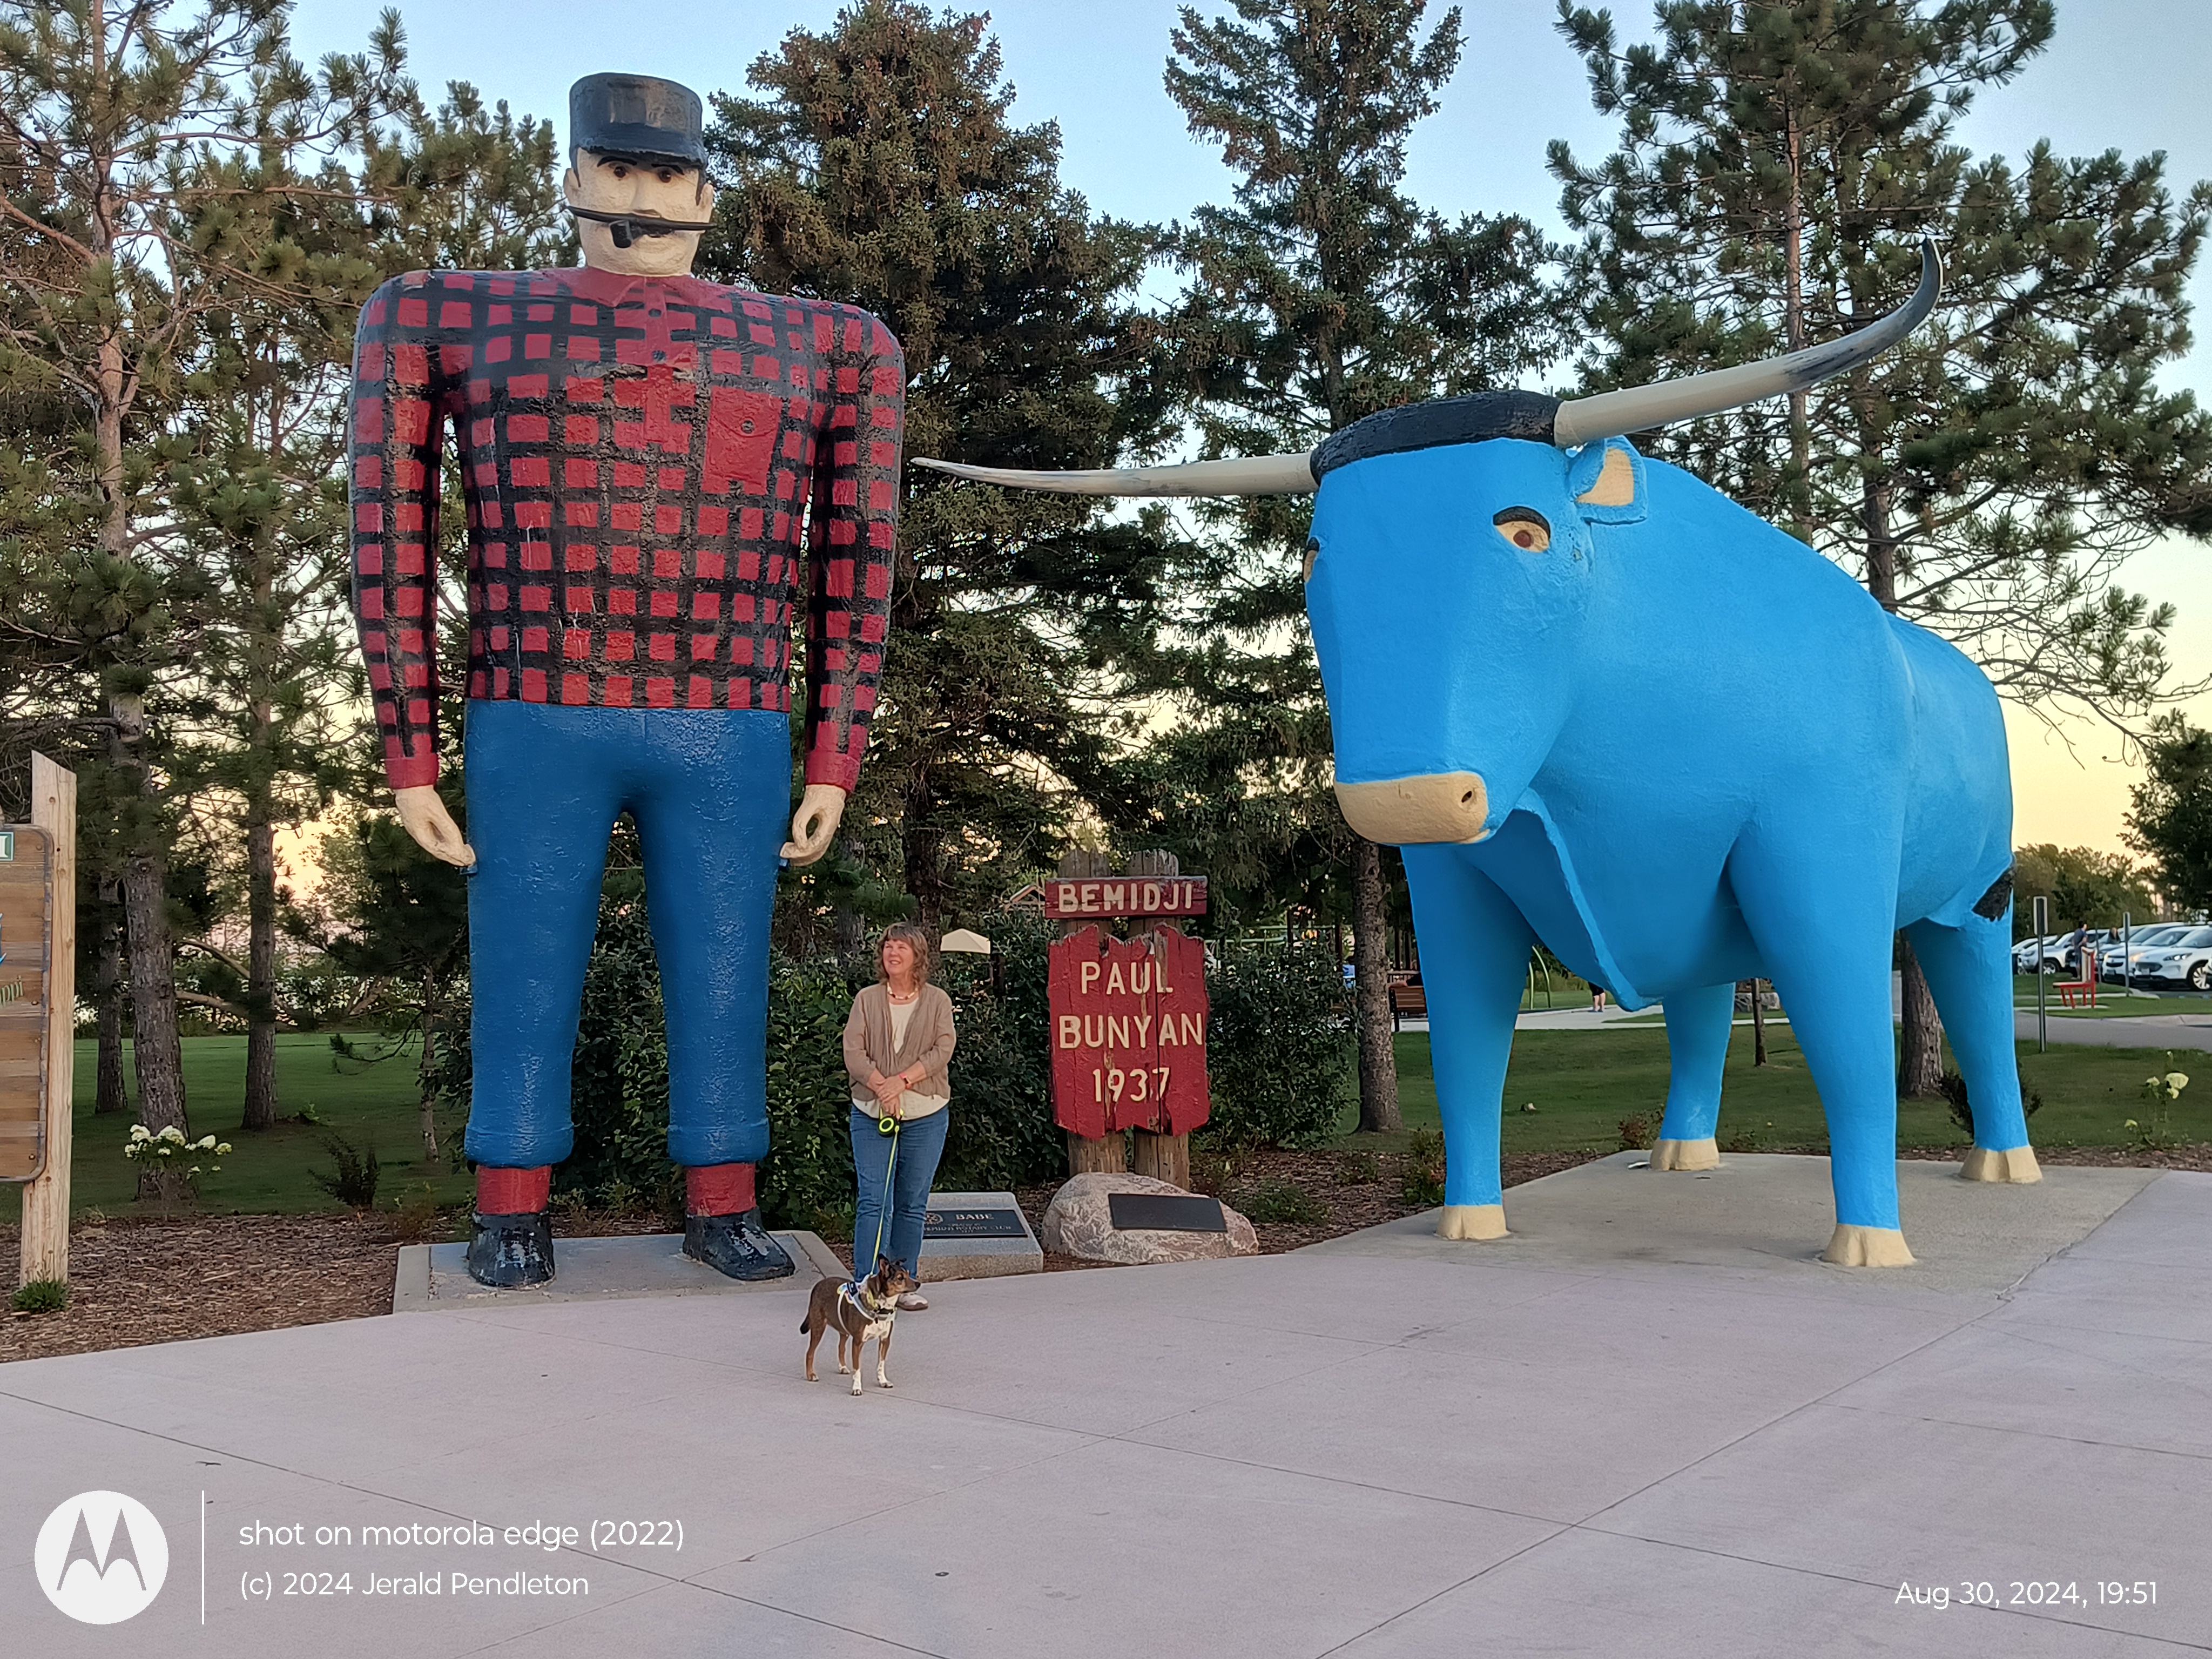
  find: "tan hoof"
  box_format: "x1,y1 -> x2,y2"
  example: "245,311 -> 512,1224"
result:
1822,1224 -> 1916,1267
1650,1137 -> 1720,1171
1436,1203 -> 1508,1240
1960,1145 -> 2041,1184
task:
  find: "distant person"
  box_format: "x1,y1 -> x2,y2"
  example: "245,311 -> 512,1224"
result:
842,925 -> 956,1311
2070,921 -> 2089,975
1590,979 -> 1609,1013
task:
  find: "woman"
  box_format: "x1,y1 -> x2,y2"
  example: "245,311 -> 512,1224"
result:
842,923 -> 956,1310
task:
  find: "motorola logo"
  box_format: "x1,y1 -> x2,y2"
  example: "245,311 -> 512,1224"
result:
35,1492 -> 168,1624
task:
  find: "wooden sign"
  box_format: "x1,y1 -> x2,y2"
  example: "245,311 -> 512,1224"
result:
1043,874 -> 1207,920
1048,925 -> 1210,1136
0,823 -> 52,1182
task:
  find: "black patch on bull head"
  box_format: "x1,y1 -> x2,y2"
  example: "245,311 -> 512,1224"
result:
1973,867 -> 2014,921
1312,391 -> 1564,480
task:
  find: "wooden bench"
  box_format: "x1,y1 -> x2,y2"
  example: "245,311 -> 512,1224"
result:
1389,981 -> 1427,1029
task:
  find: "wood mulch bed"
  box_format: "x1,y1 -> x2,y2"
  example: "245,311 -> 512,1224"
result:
10,1142 -> 2206,1362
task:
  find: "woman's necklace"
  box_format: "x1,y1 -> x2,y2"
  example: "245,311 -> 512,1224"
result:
887,983 -> 919,1004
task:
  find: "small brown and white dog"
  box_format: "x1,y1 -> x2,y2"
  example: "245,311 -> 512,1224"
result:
801,1256 -> 918,1395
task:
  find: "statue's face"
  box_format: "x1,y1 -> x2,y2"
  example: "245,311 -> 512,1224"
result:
563,147 -> 716,276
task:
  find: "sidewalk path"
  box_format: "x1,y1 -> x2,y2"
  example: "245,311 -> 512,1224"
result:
2,1157 -> 2201,1657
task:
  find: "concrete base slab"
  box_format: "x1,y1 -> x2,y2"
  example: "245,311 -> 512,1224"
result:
5,1161 -> 2204,1658
393,1229 -> 844,1312
1310,1152 -> 2158,1298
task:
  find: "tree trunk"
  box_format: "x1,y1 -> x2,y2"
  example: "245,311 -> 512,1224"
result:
833,835 -> 867,959
242,807 -> 279,1131
1351,837 -> 1401,1134
901,766 -> 943,929
1897,938 -> 1944,1098
121,823 -> 189,1203
1782,103 -> 1811,539
1748,976 -> 1768,1067
419,972 -> 440,1163
95,905 -> 129,1114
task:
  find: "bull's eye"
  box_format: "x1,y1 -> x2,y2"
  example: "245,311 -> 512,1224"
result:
1302,537 -> 1320,582
1493,508 -> 1551,552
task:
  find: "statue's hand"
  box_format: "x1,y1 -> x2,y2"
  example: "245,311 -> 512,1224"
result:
395,785 -> 477,868
782,783 -> 848,866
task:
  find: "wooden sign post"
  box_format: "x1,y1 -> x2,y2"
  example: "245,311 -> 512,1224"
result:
9,755 -> 76,1288
1047,849 -> 1210,1188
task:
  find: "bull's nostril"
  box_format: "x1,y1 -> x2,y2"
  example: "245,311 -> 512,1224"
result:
1460,791 -> 1475,805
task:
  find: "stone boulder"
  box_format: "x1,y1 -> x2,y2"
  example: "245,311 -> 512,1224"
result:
1040,1172 -> 1260,1265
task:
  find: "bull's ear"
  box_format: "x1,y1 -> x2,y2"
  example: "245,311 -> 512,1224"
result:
1566,437 -> 1647,526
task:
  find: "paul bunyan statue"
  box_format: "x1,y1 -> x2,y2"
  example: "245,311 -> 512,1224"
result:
349,73 -> 903,1286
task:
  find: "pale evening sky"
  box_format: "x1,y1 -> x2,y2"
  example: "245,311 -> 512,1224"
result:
287,0 -> 2212,857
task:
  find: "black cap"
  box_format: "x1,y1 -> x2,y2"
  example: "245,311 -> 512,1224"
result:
568,73 -> 707,170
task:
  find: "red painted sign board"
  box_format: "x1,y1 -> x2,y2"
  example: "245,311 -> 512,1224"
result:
1048,925 -> 1210,1136
1043,875 -> 1207,921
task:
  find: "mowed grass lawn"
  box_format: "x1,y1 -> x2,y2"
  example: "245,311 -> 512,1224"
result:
1346,1027 -> 2212,1156
5,1022 -> 2200,1223
0,1033 -> 469,1224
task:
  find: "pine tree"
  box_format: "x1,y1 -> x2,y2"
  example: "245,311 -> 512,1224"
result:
0,1 -> 407,1152
168,74 -> 563,1133
1155,0 -> 1556,1132
1551,0 -> 2212,1094
2126,717 -> 2212,923
704,0 -> 1178,929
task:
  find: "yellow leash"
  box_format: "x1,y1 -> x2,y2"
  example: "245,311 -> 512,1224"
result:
861,1112 -> 901,1281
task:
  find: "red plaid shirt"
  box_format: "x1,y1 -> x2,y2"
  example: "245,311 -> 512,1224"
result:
349,266 -> 903,792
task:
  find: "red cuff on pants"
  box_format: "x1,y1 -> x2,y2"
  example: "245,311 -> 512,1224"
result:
686,1162 -> 756,1216
477,1165 -> 551,1214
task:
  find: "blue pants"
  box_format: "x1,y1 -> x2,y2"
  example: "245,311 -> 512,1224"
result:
462,700 -> 791,1170
849,1105 -> 948,1278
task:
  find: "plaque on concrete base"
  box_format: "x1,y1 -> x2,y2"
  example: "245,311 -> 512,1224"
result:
919,1190 -> 1043,1282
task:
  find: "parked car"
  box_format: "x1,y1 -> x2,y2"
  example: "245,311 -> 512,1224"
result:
2100,925 -> 2189,982
2013,933 -> 2069,974
2129,926 -> 2212,992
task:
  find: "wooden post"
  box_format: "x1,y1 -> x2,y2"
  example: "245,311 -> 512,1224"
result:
1058,849 -> 1125,1176
21,754 -> 76,1288
1127,848 -> 1191,1190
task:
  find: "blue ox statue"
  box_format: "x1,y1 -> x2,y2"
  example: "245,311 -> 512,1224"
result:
922,242 -> 2037,1267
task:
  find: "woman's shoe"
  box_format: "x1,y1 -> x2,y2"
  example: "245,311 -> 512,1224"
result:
895,1292 -> 928,1311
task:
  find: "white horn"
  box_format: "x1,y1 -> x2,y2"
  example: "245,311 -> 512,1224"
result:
912,452 -> 1317,497
1550,238 -> 1943,449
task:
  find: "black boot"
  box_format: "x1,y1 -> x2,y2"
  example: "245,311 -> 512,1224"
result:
684,1207 -> 794,1280
467,1210 -> 555,1287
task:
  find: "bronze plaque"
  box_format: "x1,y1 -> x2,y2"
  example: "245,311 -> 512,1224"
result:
1107,1192 -> 1226,1233
0,824 -> 51,1181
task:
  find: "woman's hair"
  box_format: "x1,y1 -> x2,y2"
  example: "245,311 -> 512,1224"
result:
876,922 -> 936,985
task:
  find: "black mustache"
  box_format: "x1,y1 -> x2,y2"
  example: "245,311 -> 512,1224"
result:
562,203 -> 714,248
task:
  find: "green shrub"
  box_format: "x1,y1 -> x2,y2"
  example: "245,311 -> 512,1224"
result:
935,908 -> 1065,1191
11,1278 -> 68,1314
1240,1177 -> 1328,1225
308,1131 -> 381,1208
1402,1125 -> 1446,1207
1199,936 -> 1354,1150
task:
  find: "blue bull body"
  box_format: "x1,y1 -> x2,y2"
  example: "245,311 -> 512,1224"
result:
1306,434 -> 2031,1247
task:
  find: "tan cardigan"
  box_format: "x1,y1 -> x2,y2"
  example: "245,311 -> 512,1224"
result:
843,982 -> 956,1112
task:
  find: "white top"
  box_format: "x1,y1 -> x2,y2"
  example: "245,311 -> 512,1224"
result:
853,990 -> 949,1120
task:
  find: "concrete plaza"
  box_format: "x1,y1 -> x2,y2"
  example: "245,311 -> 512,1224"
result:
3,1154 -> 2207,1656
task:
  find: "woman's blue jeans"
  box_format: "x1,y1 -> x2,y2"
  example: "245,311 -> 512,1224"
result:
849,1105 -> 948,1279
